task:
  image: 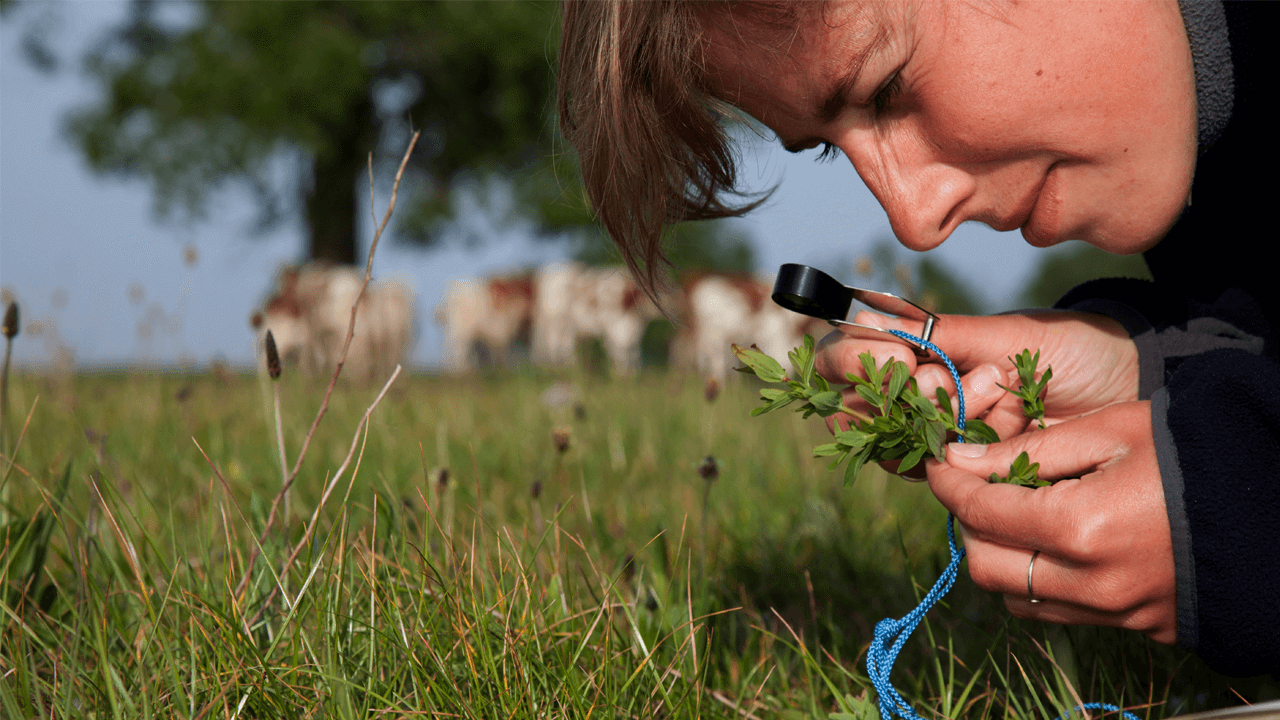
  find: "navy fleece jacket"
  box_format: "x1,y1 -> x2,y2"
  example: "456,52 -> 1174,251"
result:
1055,1 -> 1279,677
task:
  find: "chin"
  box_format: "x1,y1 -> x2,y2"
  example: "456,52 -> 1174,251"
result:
1087,218 -> 1178,255
1019,224 -> 1062,249
1025,217 -> 1170,255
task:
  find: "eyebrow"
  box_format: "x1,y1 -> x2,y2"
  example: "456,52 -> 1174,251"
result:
816,23 -> 890,124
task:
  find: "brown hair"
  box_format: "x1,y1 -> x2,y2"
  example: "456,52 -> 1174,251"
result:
557,1 -> 799,294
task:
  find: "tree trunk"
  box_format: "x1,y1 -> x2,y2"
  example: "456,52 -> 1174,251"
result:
304,98 -> 376,265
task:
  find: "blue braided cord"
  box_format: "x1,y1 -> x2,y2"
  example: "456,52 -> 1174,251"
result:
867,330 -> 968,720
867,331 -> 1143,720
884,331 -> 965,430
1056,703 -> 1142,720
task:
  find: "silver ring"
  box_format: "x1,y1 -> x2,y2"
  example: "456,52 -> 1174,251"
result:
1027,550 -> 1043,604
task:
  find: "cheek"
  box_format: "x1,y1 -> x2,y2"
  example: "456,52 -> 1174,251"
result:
909,52 -> 1055,161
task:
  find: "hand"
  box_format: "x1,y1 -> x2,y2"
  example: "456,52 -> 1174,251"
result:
814,310 -> 1141,442
925,401 -> 1177,644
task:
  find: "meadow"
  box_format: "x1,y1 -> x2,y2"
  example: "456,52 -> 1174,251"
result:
0,365 -> 1275,719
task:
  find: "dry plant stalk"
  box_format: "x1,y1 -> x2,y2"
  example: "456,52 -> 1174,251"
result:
264,330 -> 290,522
216,131 -> 420,601
1,303 -> 20,525
2,301 -> 18,454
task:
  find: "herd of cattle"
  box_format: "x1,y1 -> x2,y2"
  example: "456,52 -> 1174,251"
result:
250,261 -> 830,380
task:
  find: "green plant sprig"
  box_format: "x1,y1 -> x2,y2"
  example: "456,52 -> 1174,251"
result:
733,335 -> 998,486
732,335 -> 1050,488
1001,349 -> 1052,429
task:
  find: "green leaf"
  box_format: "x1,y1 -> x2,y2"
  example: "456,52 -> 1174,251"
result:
812,372 -> 831,393
990,451 -> 1048,487
962,419 -> 1001,445
935,387 -> 954,424
854,384 -> 882,408
749,393 -> 794,416
733,343 -> 787,383
907,394 -> 939,421
925,420 -> 947,460
808,391 -> 843,416
897,444 -> 927,474
797,334 -> 817,386
835,429 -> 871,448
759,388 -> 787,401
844,446 -> 872,486
886,361 -> 908,401
858,353 -> 883,387
813,443 -> 843,457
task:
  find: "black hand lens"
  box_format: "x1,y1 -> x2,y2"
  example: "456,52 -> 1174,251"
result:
771,263 -> 940,359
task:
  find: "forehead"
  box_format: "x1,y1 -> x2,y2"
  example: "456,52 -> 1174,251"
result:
699,1 -> 896,115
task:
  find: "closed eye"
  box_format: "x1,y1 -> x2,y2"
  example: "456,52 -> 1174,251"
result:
870,70 -> 903,116
812,70 -> 904,163
815,143 -> 843,163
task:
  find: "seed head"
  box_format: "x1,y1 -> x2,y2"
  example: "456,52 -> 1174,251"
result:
622,553 -> 636,584
552,426 -> 572,454
697,455 -> 719,482
264,330 -> 282,380
531,480 -> 542,500
2,301 -> 18,339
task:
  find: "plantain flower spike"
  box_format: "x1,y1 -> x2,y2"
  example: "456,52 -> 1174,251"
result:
265,329 -> 282,380
2,301 -> 18,340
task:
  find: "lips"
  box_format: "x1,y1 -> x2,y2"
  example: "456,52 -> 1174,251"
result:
993,166 -> 1052,235
1021,162 -> 1062,247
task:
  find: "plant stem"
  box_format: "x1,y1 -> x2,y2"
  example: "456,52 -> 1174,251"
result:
837,405 -> 875,426
0,335 -> 10,525
273,383 -> 289,526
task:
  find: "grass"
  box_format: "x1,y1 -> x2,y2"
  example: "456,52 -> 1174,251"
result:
0,367 -> 1275,719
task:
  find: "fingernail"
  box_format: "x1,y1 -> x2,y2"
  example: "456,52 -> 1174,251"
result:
947,442 -> 987,459
851,310 -> 890,329
969,365 -> 1003,396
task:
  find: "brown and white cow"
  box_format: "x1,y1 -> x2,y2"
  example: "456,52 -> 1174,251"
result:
531,262 -> 661,377
435,272 -> 534,372
675,272 -> 827,381
252,263 -> 415,380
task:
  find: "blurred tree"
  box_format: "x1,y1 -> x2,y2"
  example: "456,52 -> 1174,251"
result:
53,0 -> 598,265
572,220 -> 756,276
850,239 -> 986,316
1017,242 -> 1152,308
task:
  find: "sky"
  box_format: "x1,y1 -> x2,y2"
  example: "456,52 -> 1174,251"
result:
0,1 -> 1056,372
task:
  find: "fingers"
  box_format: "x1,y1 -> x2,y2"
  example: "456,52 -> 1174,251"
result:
819,310 -> 1029,373
926,411 -> 1129,554
817,314 -> 1020,427
958,524 -> 1178,643
927,461 -> 1053,547
940,401 -> 1147,483
978,391 -> 1032,441
814,318 -> 920,384
960,527 -> 1076,603
915,362 -> 1010,423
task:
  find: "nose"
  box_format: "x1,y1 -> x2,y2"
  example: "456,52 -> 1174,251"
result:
838,135 -> 975,251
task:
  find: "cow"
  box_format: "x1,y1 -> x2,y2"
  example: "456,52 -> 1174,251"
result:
530,262 -> 662,377
252,263 -> 415,380
674,272 -> 827,381
435,272 -> 534,372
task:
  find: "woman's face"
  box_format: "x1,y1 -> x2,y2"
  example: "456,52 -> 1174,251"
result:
701,0 -> 1197,254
